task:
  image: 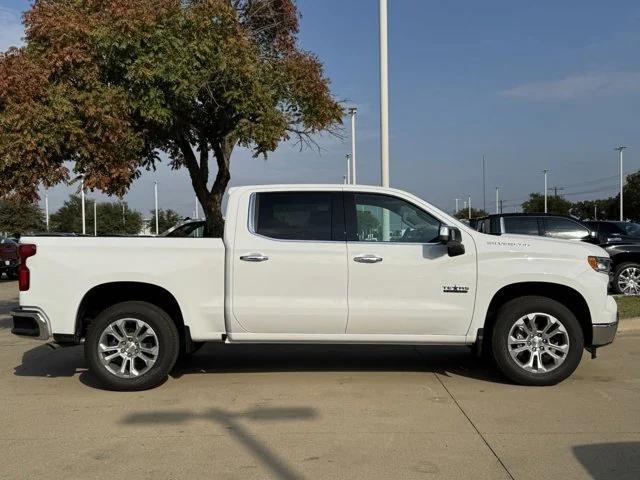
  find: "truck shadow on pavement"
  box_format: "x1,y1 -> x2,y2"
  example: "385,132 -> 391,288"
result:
573,442 -> 640,480
13,343 -> 510,385
122,406 -> 317,480
169,343 -> 509,383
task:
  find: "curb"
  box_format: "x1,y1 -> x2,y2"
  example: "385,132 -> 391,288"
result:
618,317 -> 640,333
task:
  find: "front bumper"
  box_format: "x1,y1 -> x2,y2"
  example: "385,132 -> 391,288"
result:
592,314 -> 619,347
10,308 -> 51,341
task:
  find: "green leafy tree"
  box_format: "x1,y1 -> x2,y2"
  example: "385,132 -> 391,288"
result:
0,198 -> 45,235
521,193 -> 572,215
454,208 -> 489,220
618,171 -> 640,221
51,195 -> 142,235
0,0 -> 342,237
570,198 -> 617,221
150,208 -> 184,234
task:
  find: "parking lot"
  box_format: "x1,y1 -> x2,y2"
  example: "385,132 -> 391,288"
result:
0,279 -> 638,480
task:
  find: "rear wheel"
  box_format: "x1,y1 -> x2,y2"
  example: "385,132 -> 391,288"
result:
612,262 -> 640,295
492,296 -> 584,386
85,301 -> 180,391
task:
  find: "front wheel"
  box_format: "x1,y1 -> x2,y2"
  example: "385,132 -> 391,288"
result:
85,301 -> 180,391
491,296 -> 584,386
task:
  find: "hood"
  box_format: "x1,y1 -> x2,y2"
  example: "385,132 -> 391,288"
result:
481,233 -> 609,259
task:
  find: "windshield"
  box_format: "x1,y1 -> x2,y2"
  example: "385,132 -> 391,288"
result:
617,222 -> 640,237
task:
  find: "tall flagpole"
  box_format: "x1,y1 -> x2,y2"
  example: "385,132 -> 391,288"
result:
349,107 -> 357,184
379,0 -> 389,188
154,181 -> 159,235
81,178 -> 86,235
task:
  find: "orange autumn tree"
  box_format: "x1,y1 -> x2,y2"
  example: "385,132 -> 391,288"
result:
0,0 -> 342,236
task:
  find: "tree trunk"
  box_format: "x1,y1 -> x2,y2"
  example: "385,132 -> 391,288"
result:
203,138 -> 232,237
177,134 -> 232,238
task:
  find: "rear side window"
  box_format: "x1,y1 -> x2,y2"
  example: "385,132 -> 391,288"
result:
503,217 -> 540,235
254,192 -> 337,241
544,217 -> 589,240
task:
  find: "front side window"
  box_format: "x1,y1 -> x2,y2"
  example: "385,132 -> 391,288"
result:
254,192 -> 334,241
352,193 -> 440,243
503,217 -> 540,236
544,217 -> 589,240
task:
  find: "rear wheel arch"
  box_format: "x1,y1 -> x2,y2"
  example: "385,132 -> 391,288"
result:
483,282 -> 592,348
75,282 -> 185,343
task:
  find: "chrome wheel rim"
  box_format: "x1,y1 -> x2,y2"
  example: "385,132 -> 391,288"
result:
98,318 -> 159,378
508,313 -> 570,374
617,266 -> 640,295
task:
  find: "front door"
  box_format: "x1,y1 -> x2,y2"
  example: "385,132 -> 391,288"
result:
345,192 -> 476,336
232,190 -> 348,334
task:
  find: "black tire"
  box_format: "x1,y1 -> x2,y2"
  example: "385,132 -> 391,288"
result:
491,296 -> 584,386
85,301 -> 180,391
612,261 -> 640,295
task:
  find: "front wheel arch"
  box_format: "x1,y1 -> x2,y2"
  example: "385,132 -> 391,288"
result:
482,282 -> 592,350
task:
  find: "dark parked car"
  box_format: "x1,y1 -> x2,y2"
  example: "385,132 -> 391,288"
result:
475,213 -> 594,241
474,214 -> 640,295
161,219 -> 206,237
584,221 -> 640,295
0,237 -> 19,279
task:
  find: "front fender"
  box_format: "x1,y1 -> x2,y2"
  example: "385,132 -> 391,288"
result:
466,248 -> 609,341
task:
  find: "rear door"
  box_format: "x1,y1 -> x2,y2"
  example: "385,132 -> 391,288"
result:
231,190 -> 348,334
344,192 -> 477,336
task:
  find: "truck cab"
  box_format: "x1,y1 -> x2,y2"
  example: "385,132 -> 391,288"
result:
12,185 -> 619,390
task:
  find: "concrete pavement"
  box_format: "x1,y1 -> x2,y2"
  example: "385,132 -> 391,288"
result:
1,279 -> 638,479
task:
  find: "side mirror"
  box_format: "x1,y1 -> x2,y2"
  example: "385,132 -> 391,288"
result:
439,226 -> 465,257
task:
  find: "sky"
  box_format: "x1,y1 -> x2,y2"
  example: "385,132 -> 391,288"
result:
1,0 -> 640,217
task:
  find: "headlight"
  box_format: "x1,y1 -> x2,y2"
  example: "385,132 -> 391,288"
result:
588,256 -> 611,274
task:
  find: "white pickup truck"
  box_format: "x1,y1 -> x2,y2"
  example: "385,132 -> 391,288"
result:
11,184 -> 618,390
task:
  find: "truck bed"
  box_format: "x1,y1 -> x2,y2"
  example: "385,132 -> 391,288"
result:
19,236 -> 226,340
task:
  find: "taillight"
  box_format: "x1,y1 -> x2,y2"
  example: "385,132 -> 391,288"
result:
17,244 -> 36,291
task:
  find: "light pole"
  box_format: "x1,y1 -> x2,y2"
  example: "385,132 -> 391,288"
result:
495,187 -> 499,214
615,146 -> 627,221
345,154 -> 352,184
44,190 -> 49,232
154,181 -> 159,235
93,201 -> 97,236
348,107 -> 357,184
543,169 -> 549,213
379,0 -> 389,188
455,198 -> 459,214
468,195 -> 471,220
482,155 -> 486,212
80,177 -> 86,235
195,196 -> 199,219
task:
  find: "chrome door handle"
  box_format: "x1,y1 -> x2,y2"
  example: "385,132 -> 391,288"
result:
240,253 -> 269,262
353,254 -> 383,263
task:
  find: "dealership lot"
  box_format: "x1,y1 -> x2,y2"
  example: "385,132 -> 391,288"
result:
0,280 -> 638,480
